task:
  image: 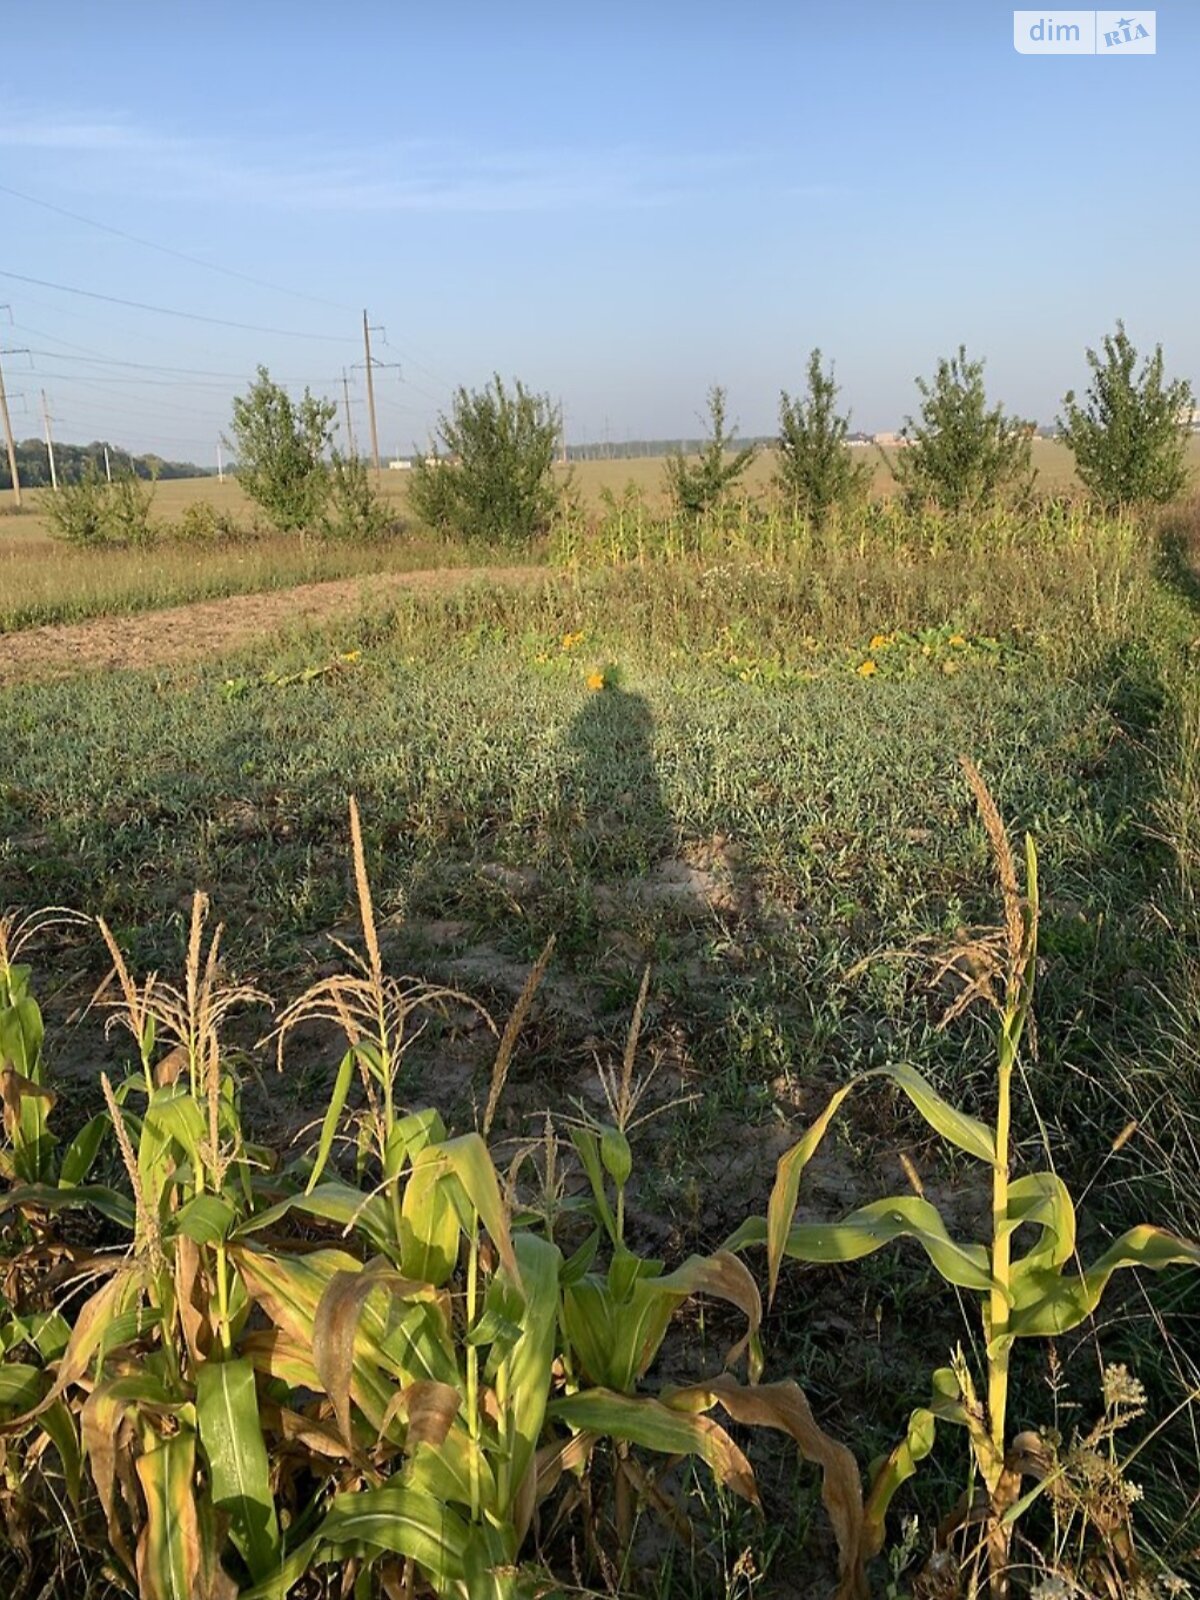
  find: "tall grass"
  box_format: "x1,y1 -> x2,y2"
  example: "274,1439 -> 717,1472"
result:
0,531 -> 491,634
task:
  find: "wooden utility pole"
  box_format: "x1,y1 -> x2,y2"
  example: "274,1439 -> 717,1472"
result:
40,390 -> 58,491
342,367 -> 357,457
103,445 -> 112,483
362,309 -> 381,473
0,348 -> 22,508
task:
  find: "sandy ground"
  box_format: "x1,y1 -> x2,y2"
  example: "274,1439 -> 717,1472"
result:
0,564 -> 540,686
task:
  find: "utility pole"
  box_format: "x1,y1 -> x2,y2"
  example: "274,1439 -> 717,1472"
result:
341,367 -> 357,457
40,390 -> 58,491
217,439 -> 225,483
103,445 -> 112,483
362,309 -> 381,473
0,347 -> 23,508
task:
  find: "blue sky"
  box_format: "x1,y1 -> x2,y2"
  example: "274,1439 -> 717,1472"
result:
0,1 -> 1195,460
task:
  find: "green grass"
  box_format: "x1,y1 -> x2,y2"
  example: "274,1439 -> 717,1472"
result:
2,523 -> 1198,1593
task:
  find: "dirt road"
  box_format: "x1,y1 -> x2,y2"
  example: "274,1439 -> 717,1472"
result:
0,565 -> 541,685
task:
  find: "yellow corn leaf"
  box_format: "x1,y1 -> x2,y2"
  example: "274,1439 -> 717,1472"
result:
665,1374 -> 868,1600
1003,1170 -> 1075,1270
312,1263 -> 447,1449
548,1388 -> 758,1505
863,1405 -> 937,1558
737,1196 -> 995,1294
1,1268 -> 140,1432
746,1063 -> 995,1304
135,1432 -> 202,1600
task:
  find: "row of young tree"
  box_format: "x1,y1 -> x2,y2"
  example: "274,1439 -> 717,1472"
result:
226,323 -> 1194,547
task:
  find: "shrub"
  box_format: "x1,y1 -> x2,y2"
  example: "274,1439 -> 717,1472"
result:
44,465 -> 158,546
170,500 -> 247,545
320,450 -> 399,541
776,350 -> 871,525
226,365 -> 336,534
890,346 -> 1034,512
1059,320 -> 1195,508
408,375 -> 560,546
44,464 -> 110,545
104,469 -> 159,547
665,385 -> 757,516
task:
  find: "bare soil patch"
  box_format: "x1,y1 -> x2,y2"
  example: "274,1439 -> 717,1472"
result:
0,563 -> 539,684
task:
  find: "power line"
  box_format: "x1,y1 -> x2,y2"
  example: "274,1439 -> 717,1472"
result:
26,351 -> 344,387
0,181 -> 355,314
0,269 -> 354,342
22,346 -> 258,379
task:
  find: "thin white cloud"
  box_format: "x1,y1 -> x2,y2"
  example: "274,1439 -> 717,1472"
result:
0,104 -> 749,213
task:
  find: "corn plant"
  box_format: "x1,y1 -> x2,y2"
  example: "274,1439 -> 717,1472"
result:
547,969 -> 871,1599
0,910 -> 102,1191
0,898 -> 303,1600
249,804 -> 871,1598
728,760 -> 1200,1598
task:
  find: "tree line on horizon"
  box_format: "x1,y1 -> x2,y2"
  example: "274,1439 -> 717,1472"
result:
0,437 -> 215,492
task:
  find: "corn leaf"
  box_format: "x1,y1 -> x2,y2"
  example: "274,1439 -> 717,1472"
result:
175,1193 -> 237,1245
738,1197 -> 995,1293
316,1483 -> 471,1585
1003,1170 -> 1075,1271
496,1232 -> 560,1528
400,1145 -> 462,1285
41,1396 -> 83,1508
59,1113 -> 110,1186
0,1181 -> 135,1230
548,1388 -> 758,1504
234,1180 -> 396,1256
195,1358 -> 281,1584
1008,1224 -> 1200,1339
750,1064 -> 995,1304
863,1405 -> 938,1558
866,1063 -> 996,1166
431,1133 -> 521,1287
304,1047 -> 355,1194
312,1263 -> 447,1448
664,1374 -> 868,1600
135,1431 -> 202,1600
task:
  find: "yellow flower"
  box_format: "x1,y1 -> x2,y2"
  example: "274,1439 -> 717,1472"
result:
339,650 -> 361,664
869,633 -> 892,650
949,634 -> 966,647
586,671 -> 606,691
857,659 -> 878,678
534,651 -> 550,664
561,630 -> 584,651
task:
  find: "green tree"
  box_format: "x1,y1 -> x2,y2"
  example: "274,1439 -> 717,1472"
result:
226,366 -> 336,534
665,386 -> 756,516
775,350 -> 870,524
321,450 -> 398,542
408,375 -> 560,546
1059,321 -> 1194,507
890,347 -> 1034,512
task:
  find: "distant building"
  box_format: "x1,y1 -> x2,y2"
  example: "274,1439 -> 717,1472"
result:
387,459 -> 413,470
